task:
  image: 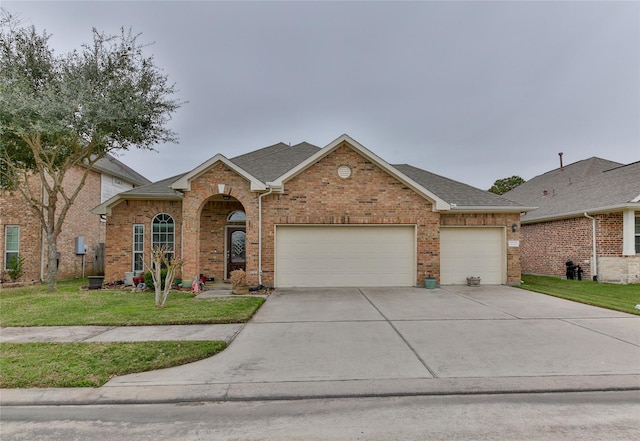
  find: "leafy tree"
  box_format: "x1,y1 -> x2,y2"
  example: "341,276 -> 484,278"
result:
488,175 -> 526,195
0,11 -> 182,291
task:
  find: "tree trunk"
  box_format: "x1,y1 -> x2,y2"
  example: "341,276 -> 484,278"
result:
45,212 -> 60,292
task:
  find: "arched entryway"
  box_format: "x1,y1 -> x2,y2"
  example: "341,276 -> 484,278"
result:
198,196 -> 246,282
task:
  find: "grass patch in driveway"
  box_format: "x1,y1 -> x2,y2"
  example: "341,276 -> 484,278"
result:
520,275 -> 640,315
0,340 -> 226,388
0,279 -> 264,326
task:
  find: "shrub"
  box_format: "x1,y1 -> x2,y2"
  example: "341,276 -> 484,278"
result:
230,269 -> 246,287
6,255 -> 25,282
144,268 -> 168,290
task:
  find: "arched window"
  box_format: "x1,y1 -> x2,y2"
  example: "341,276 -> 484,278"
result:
227,210 -> 246,223
152,213 -> 175,259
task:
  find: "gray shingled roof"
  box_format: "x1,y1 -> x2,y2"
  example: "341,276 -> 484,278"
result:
504,157 -> 640,222
117,173 -> 186,199
93,154 -> 151,186
230,142 -> 321,182
113,141 -> 530,210
393,164 -> 525,208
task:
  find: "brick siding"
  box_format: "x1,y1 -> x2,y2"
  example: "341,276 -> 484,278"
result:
520,213 -> 625,280
1,167 -> 104,282
103,142 -> 523,286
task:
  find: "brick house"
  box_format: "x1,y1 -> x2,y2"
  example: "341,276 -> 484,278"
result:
504,157 -> 640,284
93,135 -> 532,287
1,155 -> 150,283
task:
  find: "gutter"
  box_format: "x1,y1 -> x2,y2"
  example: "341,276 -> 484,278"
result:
584,212 -> 598,281
449,205 -> 537,214
521,202 -> 640,224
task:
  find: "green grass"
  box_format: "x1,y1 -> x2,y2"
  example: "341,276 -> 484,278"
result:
0,278 -> 264,388
0,341 -> 226,388
519,275 -> 640,315
0,279 -> 264,326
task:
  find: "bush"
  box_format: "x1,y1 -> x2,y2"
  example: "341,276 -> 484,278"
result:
144,268 -> 168,290
6,255 -> 25,282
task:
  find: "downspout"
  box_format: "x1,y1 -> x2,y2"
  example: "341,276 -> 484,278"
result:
584,213 -> 597,281
258,186 -> 275,286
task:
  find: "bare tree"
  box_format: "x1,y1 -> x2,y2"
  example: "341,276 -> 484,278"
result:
145,245 -> 184,308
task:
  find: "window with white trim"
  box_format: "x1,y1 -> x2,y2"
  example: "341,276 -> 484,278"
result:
152,213 -> 174,261
133,224 -> 144,272
4,225 -> 19,270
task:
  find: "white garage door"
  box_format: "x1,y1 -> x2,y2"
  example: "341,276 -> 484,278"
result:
275,226 -> 415,287
440,227 -> 505,285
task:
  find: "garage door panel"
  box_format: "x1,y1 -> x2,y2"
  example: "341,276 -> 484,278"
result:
440,227 -> 505,285
276,226 -> 415,287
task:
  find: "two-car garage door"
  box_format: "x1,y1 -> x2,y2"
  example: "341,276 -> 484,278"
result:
275,225 -> 506,287
275,225 -> 415,287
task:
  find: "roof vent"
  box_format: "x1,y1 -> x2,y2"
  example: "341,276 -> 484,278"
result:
337,165 -> 352,179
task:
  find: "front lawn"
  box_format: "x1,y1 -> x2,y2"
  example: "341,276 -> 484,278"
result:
0,279 -> 265,388
0,341 -> 226,388
519,275 -> 640,315
0,279 -> 264,326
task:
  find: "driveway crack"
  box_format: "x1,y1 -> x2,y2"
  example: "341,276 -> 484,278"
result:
358,289 -> 439,378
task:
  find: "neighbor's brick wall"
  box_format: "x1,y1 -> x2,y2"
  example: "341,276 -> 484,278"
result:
520,213 -> 625,280
56,166 -> 104,279
0,167 -> 104,282
440,212 -> 522,284
105,200 -> 182,282
260,142 -> 440,286
1,176 -> 43,282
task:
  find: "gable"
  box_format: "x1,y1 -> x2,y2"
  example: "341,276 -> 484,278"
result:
171,154 -> 266,192
272,134 -> 450,211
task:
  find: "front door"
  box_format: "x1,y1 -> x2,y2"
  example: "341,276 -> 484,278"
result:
226,227 -> 246,279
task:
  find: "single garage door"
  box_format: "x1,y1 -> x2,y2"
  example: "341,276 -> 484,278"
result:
440,227 -> 505,285
275,225 -> 415,287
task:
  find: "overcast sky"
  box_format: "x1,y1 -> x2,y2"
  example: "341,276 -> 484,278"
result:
4,0 -> 639,190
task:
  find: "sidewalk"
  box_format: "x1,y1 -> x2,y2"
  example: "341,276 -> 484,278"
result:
2,286 -> 639,406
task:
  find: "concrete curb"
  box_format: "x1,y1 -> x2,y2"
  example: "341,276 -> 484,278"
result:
2,375 -> 638,406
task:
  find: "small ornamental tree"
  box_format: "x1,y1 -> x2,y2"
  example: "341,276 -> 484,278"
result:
145,245 -> 184,308
0,11 -> 182,291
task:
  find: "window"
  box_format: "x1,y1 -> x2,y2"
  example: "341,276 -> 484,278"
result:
635,215 -> 640,254
133,224 -> 144,272
4,225 -> 19,270
227,210 -> 246,222
152,213 -> 174,260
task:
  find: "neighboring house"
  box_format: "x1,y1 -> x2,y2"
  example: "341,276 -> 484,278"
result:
1,155 -> 151,282
93,134 -> 532,287
504,157 -> 640,284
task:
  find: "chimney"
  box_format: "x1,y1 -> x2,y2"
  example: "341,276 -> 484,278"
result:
559,152 -> 564,170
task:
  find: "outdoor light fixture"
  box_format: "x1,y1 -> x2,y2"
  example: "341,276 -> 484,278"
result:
511,224 -> 518,233
223,195 -> 231,200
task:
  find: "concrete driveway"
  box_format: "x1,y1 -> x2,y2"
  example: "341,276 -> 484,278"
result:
104,286 -> 640,400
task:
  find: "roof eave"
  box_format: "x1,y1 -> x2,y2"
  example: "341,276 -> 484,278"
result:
521,202 -> 640,224
92,193 -> 184,216
450,205 -> 537,214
